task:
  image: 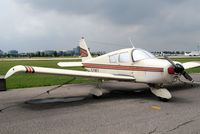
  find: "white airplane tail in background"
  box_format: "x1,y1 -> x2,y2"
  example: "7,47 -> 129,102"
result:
79,37 -> 92,62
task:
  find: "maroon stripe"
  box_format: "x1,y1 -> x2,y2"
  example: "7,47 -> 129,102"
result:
80,50 -> 87,54
25,66 -> 29,73
80,51 -> 88,56
27,66 -> 31,73
83,63 -> 163,72
29,66 -> 33,73
81,53 -> 88,57
31,67 -> 35,73
80,48 -> 88,57
25,66 -> 35,73
81,51 -> 87,54
80,49 -> 87,54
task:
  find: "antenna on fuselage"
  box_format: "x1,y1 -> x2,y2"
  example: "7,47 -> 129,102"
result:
129,37 -> 135,49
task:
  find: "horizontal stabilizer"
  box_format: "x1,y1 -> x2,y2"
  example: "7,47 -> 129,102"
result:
5,65 -> 135,81
57,62 -> 83,67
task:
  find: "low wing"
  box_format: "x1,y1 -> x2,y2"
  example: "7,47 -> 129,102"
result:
5,65 -> 135,81
182,62 -> 200,69
57,62 -> 83,67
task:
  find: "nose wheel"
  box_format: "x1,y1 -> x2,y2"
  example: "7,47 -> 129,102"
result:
149,84 -> 172,102
158,97 -> 170,102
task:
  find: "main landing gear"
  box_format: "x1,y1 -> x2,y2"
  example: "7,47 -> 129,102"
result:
90,79 -> 109,99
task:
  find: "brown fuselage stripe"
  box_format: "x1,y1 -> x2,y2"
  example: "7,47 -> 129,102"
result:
83,63 -> 163,72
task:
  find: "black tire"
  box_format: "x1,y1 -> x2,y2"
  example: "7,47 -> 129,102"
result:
159,97 -> 170,102
92,95 -> 102,99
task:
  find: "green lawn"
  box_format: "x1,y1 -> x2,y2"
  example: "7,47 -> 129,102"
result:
0,57 -> 200,89
173,57 -> 200,73
0,60 -> 96,89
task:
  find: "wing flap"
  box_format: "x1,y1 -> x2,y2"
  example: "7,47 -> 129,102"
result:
182,62 -> 200,69
5,65 -> 135,81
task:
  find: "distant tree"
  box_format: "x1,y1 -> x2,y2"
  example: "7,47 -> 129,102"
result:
53,51 -> 58,57
40,52 -> 44,57
176,51 -> 180,54
35,51 -> 41,57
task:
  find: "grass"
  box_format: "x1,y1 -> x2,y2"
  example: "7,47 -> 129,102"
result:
0,60 -> 96,89
0,57 -> 199,90
173,57 -> 200,73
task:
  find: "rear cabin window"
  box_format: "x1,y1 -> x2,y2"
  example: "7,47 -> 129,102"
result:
109,54 -> 118,63
119,52 -> 130,63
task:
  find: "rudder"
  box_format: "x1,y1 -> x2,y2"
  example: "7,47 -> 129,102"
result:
79,37 -> 92,61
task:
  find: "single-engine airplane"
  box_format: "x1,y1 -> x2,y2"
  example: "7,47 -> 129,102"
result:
4,37 -> 200,101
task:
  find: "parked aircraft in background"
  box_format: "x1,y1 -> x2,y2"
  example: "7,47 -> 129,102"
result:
4,37 -> 200,101
185,51 -> 200,56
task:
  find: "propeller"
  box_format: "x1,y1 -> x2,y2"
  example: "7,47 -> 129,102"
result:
164,56 -> 193,82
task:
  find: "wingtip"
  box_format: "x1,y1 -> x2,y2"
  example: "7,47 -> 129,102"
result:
5,65 -> 26,79
5,67 -> 15,79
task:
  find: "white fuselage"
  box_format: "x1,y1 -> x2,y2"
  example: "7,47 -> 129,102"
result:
82,48 -> 178,84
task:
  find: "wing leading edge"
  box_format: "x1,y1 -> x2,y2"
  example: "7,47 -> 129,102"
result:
182,62 -> 200,69
5,65 -> 135,81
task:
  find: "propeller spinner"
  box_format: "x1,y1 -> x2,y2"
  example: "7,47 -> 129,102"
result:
164,56 -> 193,82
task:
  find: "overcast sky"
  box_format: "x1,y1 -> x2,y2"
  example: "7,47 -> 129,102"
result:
0,0 -> 200,52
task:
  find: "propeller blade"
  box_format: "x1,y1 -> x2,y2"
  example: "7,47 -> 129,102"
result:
182,71 -> 193,81
164,56 -> 176,67
164,56 -> 194,82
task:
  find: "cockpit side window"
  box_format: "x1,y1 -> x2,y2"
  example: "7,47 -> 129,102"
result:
109,54 -> 118,63
132,49 -> 155,61
119,52 -> 130,63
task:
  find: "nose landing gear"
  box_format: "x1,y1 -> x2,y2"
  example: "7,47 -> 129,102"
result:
149,84 -> 171,102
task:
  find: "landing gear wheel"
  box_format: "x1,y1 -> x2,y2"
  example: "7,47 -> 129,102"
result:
159,97 -> 169,102
92,95 -> 102,99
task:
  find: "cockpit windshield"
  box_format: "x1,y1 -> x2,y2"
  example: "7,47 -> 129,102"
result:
132,49 -> 155,61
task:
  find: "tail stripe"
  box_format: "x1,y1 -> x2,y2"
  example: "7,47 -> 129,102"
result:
80,48 -> 88,57
79,37 -> 92,61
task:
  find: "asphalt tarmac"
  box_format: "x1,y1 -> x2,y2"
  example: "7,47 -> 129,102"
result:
0,74 -> 200,134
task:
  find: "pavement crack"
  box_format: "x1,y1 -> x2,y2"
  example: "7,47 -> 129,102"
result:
167,119 -> 194,132
148,127 -> 157,134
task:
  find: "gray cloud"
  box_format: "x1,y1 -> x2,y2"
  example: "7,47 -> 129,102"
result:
0,0 -> 200,52
18,0 -> 177,25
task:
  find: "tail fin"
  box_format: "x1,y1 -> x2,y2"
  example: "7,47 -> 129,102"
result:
79,37 -> 92,62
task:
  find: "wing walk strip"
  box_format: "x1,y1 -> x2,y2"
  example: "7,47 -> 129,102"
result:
83,63 -> 164,72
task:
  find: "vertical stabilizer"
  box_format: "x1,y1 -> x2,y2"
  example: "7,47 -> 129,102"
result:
79,37 -> 92,62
